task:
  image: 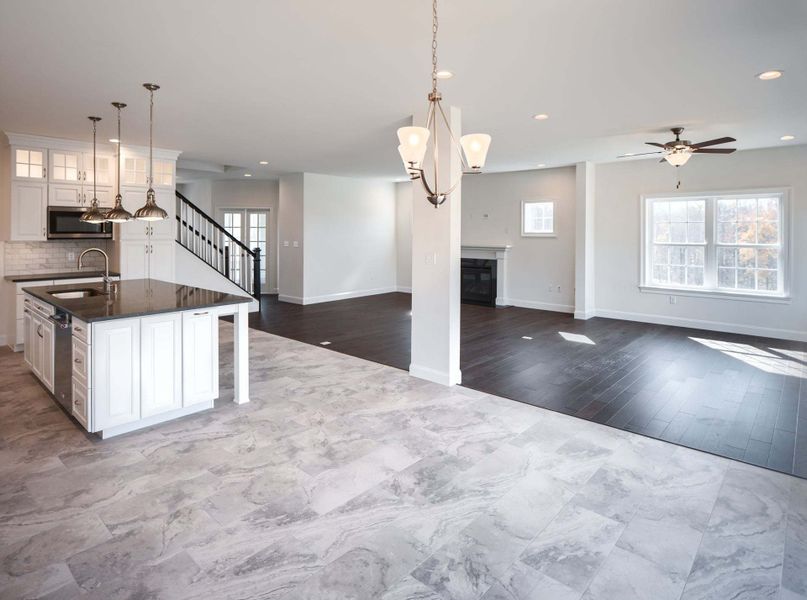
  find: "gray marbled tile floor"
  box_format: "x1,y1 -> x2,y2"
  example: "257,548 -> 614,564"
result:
0,323 -> 805,600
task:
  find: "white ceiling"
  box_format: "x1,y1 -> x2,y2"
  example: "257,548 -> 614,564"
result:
1,0 -> 805,181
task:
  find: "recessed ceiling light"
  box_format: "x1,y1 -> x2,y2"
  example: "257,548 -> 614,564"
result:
537,163 -> 546,168
435,70 -> 454,79
780,135 -> 795,141
624,153 -> 635,157
109,138 -> 120,143
244,173 -> 252,177
533,114 -> 549,121
259,161 -> 269,165
757,70 -> 783,81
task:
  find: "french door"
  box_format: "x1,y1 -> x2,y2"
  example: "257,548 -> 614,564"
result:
220,209 -> 268,290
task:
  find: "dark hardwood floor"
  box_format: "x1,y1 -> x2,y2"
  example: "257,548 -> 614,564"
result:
245,293 -> 807,478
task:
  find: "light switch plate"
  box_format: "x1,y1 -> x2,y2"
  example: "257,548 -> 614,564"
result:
293,241 -> 299,248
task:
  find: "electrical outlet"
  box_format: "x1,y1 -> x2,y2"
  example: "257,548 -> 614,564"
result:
547,284 -> 554,292
556,285 -> 561,293
669,295 -> 677,304
283,240 -> 289,247
292,241 -> 299,248
67,252 -> 75,261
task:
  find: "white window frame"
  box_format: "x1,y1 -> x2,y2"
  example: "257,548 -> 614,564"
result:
521,200 -> 556,237
639,188 -> 792,304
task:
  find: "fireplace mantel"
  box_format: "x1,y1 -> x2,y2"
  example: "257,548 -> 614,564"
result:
460,245 -> 511,306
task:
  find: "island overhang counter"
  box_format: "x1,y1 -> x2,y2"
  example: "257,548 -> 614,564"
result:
22,278 -> 252,438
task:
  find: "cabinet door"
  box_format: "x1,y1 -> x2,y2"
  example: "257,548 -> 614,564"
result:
119,241 -> 148,280
182,310 -> 219,406
122,155 -> 148,187
149,189 -> 176,239
31,314 -> 44,378
13,147 -> 47,180
149,240 -> 175,282
49,150 -> 82,183
41,319 -> 55,392
117,188 -> 152,240
83,153 -> 115,187
23,309 -> 33,367
94,187 -> 115,208
72,380 -> 89,429
140,313 -> 182,417
48,184 -> 83,207
11,182 -> 47,240
93,319 -> 141,430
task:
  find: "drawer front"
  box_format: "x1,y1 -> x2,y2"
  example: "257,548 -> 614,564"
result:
72,337 -> 90,388
16,294 -> 25,318
72,318 -> 89,343
30,298 -> 54,317
72,380 -> 89,429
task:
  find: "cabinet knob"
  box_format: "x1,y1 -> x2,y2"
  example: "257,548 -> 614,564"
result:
74,357 -> 82,364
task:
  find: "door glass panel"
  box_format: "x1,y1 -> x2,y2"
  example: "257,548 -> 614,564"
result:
248,211 -> 268,285
15,148 -> 45,178
222,211 -> 243,282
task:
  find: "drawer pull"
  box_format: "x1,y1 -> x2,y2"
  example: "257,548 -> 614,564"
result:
194,311 -> 209,316
24,298 -> 31,304
74,358 -> 83,364
74,326 -> 82,333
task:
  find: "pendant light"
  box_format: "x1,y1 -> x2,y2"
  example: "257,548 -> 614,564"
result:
79,116 -> 107,223
105,102 -> 133,222
133,83 -> 168,221
396,0 -> 491,207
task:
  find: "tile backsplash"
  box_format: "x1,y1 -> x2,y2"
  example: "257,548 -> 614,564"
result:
4,241 -> 112,275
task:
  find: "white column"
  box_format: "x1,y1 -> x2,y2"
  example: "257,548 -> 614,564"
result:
409,105 -> 463,386
574,161 -> 596,319
233,302 -> 250,403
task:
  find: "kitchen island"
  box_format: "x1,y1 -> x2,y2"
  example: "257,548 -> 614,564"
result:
22,278 -> 252,438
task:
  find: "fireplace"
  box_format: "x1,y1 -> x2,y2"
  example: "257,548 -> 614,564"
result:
461,258 -> 497,307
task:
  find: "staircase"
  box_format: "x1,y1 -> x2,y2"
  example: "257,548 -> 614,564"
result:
175,191 -> 262,299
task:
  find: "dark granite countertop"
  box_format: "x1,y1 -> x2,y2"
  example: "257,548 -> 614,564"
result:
5,270 -> 121,283
21,278 -> 251,323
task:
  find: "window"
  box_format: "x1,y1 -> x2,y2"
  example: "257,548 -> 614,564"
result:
643,191 -> 788,298
522,201 -> 554,236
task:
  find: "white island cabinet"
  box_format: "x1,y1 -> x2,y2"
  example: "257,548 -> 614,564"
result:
22,279 -> 251,439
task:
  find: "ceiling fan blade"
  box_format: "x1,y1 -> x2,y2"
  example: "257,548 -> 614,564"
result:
617,151 -> 663,158
645,142 -> 666,148
692,148 -> 736,154
690,137 -> 736,149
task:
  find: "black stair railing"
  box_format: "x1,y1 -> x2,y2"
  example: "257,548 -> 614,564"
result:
175,191 -> 262,299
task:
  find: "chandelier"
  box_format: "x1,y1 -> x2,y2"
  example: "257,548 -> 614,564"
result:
133,83 -> 169,221
396,0 -> 491,207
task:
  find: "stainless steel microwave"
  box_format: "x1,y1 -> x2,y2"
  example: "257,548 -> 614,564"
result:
47,207 -> 113,240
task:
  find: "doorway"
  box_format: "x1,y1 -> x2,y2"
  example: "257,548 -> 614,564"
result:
220,208 -> 269,290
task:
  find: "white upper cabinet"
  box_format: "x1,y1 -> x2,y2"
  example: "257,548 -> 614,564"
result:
49,150 -> 82,183
82,152 -> 115,187
11,182 -> 47,240
121,153 -> 173,188
13,147 -> 47,180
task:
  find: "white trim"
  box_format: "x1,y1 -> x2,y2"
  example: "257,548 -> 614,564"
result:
574,310 -> 596,320
278,294 -> 304,304
639,285 -> 791,304
507,297 -> 574,314
594,308 -> 807,342
302,286 -> 398,305
461,245 -> 512,253
396,286 -> 412,293
100,400 -> 212,439
409,363 -> 462,386
4,132 -> 182,160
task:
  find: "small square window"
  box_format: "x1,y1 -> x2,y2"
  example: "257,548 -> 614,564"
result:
522,201 -> 555,236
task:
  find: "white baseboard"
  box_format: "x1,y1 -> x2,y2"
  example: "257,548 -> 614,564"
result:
0,335 -> 7,347
396,286 -> 412,293
574,310 -> 596,320
594,308 -> 807,342
278,294 -> 304,305
506,297 -> 575,314
301,286 -> 398,305
409,363 -> 462,386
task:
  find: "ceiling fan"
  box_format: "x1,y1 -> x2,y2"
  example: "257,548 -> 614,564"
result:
618,127 -> 737,167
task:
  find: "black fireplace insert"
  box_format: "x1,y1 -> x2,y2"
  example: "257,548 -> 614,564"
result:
461,258 -> 497,307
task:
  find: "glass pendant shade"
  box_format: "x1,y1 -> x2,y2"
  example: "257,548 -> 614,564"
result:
664,148 -> 692,167
133,188 -> 168,221
396,126 -> 430,169
460,133 -> 492,170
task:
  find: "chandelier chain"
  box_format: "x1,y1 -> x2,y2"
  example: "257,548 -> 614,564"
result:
431,0 -> 438,93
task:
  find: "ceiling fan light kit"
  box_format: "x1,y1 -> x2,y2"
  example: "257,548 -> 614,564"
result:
396,0 -> 491,207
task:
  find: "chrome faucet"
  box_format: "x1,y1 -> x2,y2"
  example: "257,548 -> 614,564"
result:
78,248 -> 114,294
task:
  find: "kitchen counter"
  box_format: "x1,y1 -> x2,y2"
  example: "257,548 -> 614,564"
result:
21,278 -> 252,438
5,270 -> 121,282
21,278 -> 251,323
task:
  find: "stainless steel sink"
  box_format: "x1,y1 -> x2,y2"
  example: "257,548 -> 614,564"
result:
49,288 -> 105,299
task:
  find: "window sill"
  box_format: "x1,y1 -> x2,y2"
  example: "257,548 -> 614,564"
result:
521,233 -> 557,238
639,285 -> 791,304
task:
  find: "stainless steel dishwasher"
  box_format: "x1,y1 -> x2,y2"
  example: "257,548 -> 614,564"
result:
50,310 -> 73,413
